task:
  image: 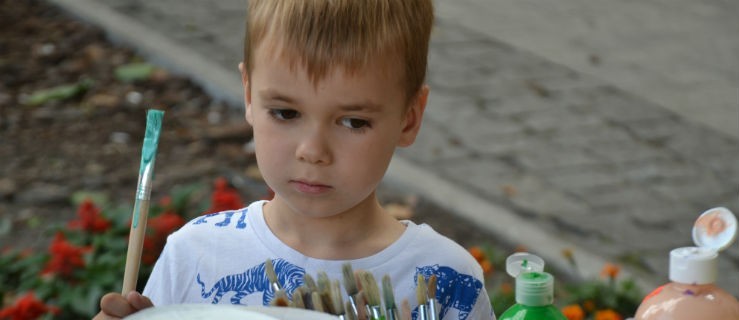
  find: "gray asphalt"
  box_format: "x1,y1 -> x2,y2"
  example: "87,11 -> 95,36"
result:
48,0 -> 739,300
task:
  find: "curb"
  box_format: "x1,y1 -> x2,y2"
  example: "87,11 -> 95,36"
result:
48,0 -> 660,292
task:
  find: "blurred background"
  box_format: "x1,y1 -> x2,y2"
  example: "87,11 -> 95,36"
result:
1,0 -> 737,318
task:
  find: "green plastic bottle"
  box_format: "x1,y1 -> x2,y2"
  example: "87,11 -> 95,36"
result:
499,253 -> 567,320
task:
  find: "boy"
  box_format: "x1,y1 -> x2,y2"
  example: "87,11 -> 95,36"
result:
96,0 -> 493,319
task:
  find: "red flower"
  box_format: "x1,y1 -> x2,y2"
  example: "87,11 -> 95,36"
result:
0,292 -> 59,320
142,210 -> 185,265
204,177 -> 243,214
67,199 -> 111,233
41,232 -> 91,278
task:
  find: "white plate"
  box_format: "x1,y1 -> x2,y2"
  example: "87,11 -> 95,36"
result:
125,304 -> 338,320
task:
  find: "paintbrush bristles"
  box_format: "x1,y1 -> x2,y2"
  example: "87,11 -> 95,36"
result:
265,259 -> 279,289
342,263 -> 358,295
303,273 -> 318,292
401,299 -> 412,320
416,274 -> 428,305
331,279 -> 345,315
317,271 -> 331,293
292,287 -> 305,309
428,274 -> 437,299
312,291 -> 325,313
359,271 -> 381,307
382,274 -> 396,310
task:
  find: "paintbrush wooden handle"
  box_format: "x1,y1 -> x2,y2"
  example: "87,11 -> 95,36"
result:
122,199 -> 150,294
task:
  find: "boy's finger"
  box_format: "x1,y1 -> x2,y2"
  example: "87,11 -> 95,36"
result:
100,293 -> 136,318
126,291 -> 154,310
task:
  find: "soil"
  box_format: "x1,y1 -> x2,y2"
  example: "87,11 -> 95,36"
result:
0,0 -> 503,255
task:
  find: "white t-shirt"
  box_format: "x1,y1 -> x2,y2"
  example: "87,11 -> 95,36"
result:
143,201 -> 495,320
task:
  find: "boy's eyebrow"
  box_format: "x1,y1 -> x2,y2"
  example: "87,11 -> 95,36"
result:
259,89 -> 296,104
259,89 -> 382,112
338,102 -> 382,113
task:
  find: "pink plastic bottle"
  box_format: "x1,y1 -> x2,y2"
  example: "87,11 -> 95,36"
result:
634,207 -> 739,320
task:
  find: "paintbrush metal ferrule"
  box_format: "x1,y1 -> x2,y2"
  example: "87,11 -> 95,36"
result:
427,299 -> 438,320
135,161 -> 154,201
369,305 -> 384,320
385,308 -> 398,320
347,295 -> 359,318
417,305 -> 429,320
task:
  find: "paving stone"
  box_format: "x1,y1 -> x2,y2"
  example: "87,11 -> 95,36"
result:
394,119 -> 473,165
435,156 -> 522,201
614,160 -> 704,184
576,186 -> 669,213
586,140 -> 673,164
543,164 -> 626,193
569,86 -> 674,123
512,143 -> 602,171
650,175 -> 734,208
502,174 -> 592,218
664,124 -> 739,163
550,123 -> 633,149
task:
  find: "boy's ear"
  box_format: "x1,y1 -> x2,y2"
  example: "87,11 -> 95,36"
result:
398,85 -> 429,147
239,62 -> 253,125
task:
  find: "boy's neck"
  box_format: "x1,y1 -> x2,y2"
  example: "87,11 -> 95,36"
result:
262,195 -> 406,260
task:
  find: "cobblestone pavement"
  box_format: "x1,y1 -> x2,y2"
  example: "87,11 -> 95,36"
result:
50,0 -> 739,297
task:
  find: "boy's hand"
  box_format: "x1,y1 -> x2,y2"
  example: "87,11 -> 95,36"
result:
93,291 -> 153,320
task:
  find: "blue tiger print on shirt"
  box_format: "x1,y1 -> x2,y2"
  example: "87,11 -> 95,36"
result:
196,258 -> 304,305
414,265 -> 483,320
193,208 -> 248,229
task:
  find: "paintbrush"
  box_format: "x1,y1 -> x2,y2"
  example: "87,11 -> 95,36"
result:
316,271 -> 336,314
416,274 -> 428,320
304,273 -> 318,292
331,279 -> 347,319
427,275 -> 438,320
345,301 -> 358,320
401,299 -> 411,320
355,290 -> 368,320
342,263 -> 360,318
312,291 -> 326,313
291,287 -> 306,309
270,289 -> 289,307
299,285 -> 315,310
122,109 -> 164,295
382,275 -> 399,320
359,271 -> 384,320
265,259 -> 281,292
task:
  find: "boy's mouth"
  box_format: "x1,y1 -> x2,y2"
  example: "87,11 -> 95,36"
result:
289,179 -> 332,194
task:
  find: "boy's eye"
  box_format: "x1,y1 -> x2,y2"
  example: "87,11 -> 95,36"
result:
340,118 -> 370,130
269,109 -> 299,120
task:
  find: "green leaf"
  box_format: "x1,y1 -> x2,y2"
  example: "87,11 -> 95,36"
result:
114,63 -> 155,82
24,78 -> 93,106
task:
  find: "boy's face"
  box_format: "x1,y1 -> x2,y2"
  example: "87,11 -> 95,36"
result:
240,43 -> 427,218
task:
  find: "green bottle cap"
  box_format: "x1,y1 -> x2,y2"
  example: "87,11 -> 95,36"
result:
506,252 -> 554,306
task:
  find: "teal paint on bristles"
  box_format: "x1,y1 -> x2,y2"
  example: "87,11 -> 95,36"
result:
139,109 -> 164,176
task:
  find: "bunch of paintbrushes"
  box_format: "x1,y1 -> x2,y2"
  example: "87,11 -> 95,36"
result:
264,260 -> 440,320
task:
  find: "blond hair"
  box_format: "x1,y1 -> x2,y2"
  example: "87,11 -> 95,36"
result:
244,0 -> 434,102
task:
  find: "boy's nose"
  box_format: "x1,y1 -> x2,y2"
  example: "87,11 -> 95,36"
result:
295,128 -> 332,165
